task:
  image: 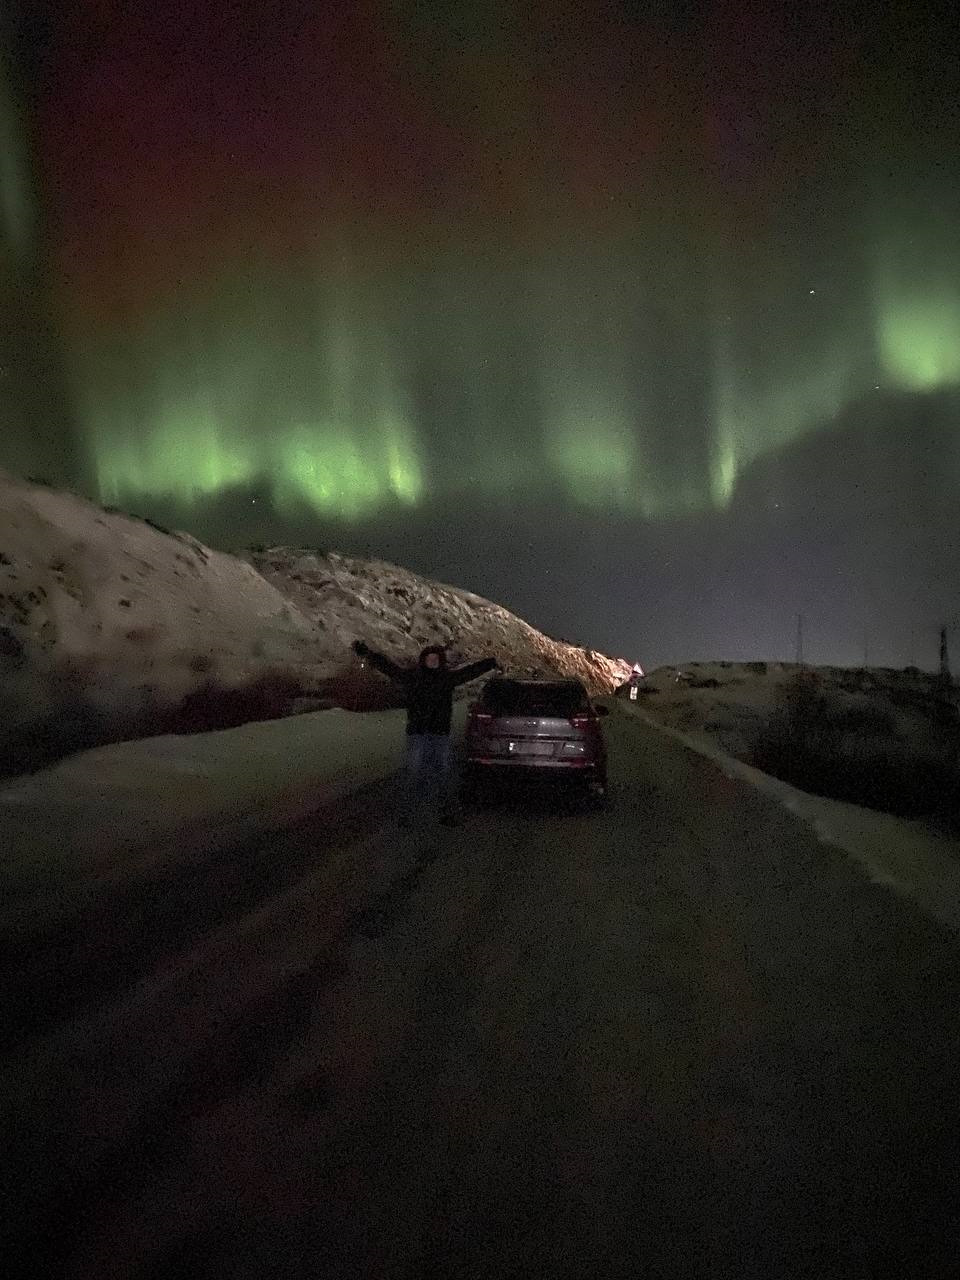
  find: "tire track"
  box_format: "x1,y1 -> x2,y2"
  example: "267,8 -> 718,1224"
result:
3,787 -> 452,1277
0,776 -> 400,1053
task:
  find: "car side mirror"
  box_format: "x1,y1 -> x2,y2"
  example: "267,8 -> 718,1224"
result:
595,704 -> 610,716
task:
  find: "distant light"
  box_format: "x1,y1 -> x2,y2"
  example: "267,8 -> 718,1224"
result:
808,289 -> 816,295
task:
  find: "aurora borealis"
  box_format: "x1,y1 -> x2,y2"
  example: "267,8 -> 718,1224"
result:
2,0 -> 959,666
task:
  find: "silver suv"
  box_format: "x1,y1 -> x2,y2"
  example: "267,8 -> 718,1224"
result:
464,677 -> 610,805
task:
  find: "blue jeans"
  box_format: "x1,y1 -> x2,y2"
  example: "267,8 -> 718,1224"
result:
402,733 -> 455,820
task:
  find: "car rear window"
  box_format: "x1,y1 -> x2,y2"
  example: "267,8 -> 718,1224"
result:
481,680 -> 589,716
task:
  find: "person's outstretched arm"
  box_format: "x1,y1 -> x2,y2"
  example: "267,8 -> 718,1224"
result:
353,640 -> 406,682
451,656 -> 499,686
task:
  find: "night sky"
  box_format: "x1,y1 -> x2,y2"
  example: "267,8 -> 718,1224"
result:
2,0 -> 959,667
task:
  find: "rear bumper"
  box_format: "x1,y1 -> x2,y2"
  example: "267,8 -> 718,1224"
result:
465,756 -> 598,771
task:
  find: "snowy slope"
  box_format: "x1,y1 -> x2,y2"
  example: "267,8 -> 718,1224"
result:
0,472 -> 631,773
0,471 -> 327,772
247,547 -> 632,699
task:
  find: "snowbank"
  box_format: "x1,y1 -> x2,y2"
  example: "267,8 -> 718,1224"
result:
619,701 -> 960,933
0,470 -> 329,771
0,706 -> 409,912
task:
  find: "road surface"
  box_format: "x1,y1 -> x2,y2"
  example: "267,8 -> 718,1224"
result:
5,706 -> 960,1278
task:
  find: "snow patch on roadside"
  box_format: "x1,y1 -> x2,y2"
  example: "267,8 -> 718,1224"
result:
625,704 -> 960,932
0,706 -> 411,913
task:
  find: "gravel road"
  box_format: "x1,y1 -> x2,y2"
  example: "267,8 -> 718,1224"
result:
5,706 -> 960,1278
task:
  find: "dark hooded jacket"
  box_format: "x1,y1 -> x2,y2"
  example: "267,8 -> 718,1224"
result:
358,643 -> 497,735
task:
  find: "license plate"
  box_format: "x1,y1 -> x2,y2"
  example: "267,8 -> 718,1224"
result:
507,740 -> 554,756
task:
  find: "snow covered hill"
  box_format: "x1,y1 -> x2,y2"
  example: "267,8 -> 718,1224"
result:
246,546 -> 632,707
0,471 -> 630,774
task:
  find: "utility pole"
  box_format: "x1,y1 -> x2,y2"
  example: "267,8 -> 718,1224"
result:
795,613 -> 804,666
863,628 -> 869,670
940,625 -> 951,684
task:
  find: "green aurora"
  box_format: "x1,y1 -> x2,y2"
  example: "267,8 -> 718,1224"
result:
63,219 -> 960,525
4,0 -> 959,528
